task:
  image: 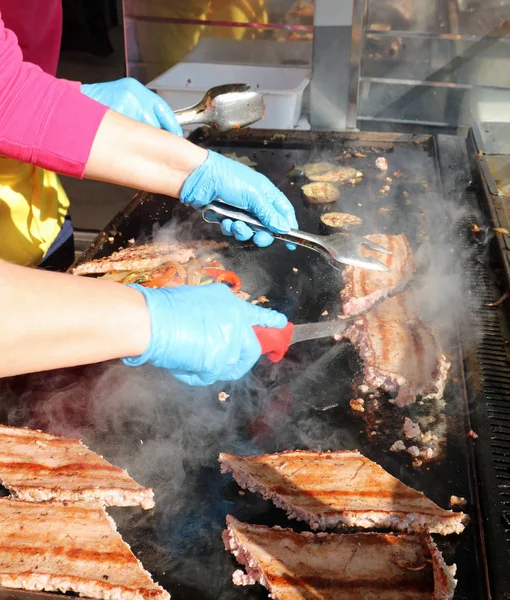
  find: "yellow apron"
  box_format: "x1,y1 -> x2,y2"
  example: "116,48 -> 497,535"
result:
131,0 -> 268,79
0,157 -> 69,266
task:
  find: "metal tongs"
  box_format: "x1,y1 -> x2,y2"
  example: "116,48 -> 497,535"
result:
202,202 -> 391,271
174,84 -> 264,132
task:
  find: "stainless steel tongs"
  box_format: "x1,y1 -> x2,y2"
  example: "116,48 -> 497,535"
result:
174,84 -> 264,132
202,201 -> 391,271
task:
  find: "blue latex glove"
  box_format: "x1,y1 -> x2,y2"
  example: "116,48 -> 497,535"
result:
122,283 -> 287,386
181,150 -> 298,249
81,78 -> 183,136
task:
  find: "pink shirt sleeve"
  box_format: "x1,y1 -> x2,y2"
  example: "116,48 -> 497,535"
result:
0,12 -> 108,178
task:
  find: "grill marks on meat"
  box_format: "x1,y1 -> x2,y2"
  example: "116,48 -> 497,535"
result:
0,426 -> 154,509
343,290 -> 450,406
342,234 -> 416,316
219,450 -> 467,535
0,499 -> 169,600
224,516 -> 457,600
72,241 -> 229,275
340,233 -> 449,405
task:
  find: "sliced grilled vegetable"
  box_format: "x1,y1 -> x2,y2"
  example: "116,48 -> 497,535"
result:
303,162 -> 335,177
320,212 -> 363,231
202,267 -> 242,292
309,165 -> 362,184
100,271 -> 133,282
302,182 -> 340,204
122,271 -> 150,284
142,263 -> 186,288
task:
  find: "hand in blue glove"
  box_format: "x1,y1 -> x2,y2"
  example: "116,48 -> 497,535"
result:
82,78 -> 183,137
180,150 -> 298,249
122,283 -> 287,386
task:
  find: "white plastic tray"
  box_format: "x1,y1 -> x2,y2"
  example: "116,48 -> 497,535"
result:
148,62 -> 311,130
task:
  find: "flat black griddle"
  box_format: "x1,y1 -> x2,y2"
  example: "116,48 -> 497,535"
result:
2,129 -> 510,600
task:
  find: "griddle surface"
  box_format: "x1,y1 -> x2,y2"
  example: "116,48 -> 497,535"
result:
1,131 -> 488,600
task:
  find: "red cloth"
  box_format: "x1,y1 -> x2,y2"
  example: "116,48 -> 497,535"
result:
0,10 -> 107,178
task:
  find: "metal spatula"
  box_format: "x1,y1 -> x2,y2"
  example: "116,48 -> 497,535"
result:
174,84 -> 264,132
202,201 -> 391,272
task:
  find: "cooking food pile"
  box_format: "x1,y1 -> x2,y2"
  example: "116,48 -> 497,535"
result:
72,240 -> 248,297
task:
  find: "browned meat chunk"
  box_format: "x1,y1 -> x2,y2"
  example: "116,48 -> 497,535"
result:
72,241 -> 228,275
376,156 -> 389,171
0,498 -> 169,600
0,425 -> 154,509
343,290 -> 450,406
341,233 -> 416,316
219,450 -> 467,535
224,516 -> 457,600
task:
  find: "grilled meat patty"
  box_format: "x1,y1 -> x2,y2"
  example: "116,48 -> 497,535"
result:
343,290 -> 450,406
0,425 -> 154,509
341,233 -> 416,316
219,450 -> 467,535
72,241 -> 229,275
224,516 -> 457,600
0,499 -> 169,600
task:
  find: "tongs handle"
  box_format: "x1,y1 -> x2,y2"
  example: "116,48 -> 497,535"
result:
201,201 -> 320,246
174,105 -> 202,127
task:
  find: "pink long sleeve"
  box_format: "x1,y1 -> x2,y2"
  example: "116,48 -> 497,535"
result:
0,12 -> 108,178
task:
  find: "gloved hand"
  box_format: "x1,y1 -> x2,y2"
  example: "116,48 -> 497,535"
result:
122,283 -> 287,386
81,78 -> 183,136
181,150 -> 298,248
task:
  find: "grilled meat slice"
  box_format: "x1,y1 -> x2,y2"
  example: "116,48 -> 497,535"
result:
219,450 -> 467,535
343,290 -> 450,406
0,499 -> 169,600
72,241 -> 229,275
224,516 -> 457,600
342,233 -> 416,316
0,425 -> 154,509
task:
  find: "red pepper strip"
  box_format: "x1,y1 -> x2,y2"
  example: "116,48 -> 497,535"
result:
142,265 -> 178,288
202,267 -> 242,292
208,260 -> 222,268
